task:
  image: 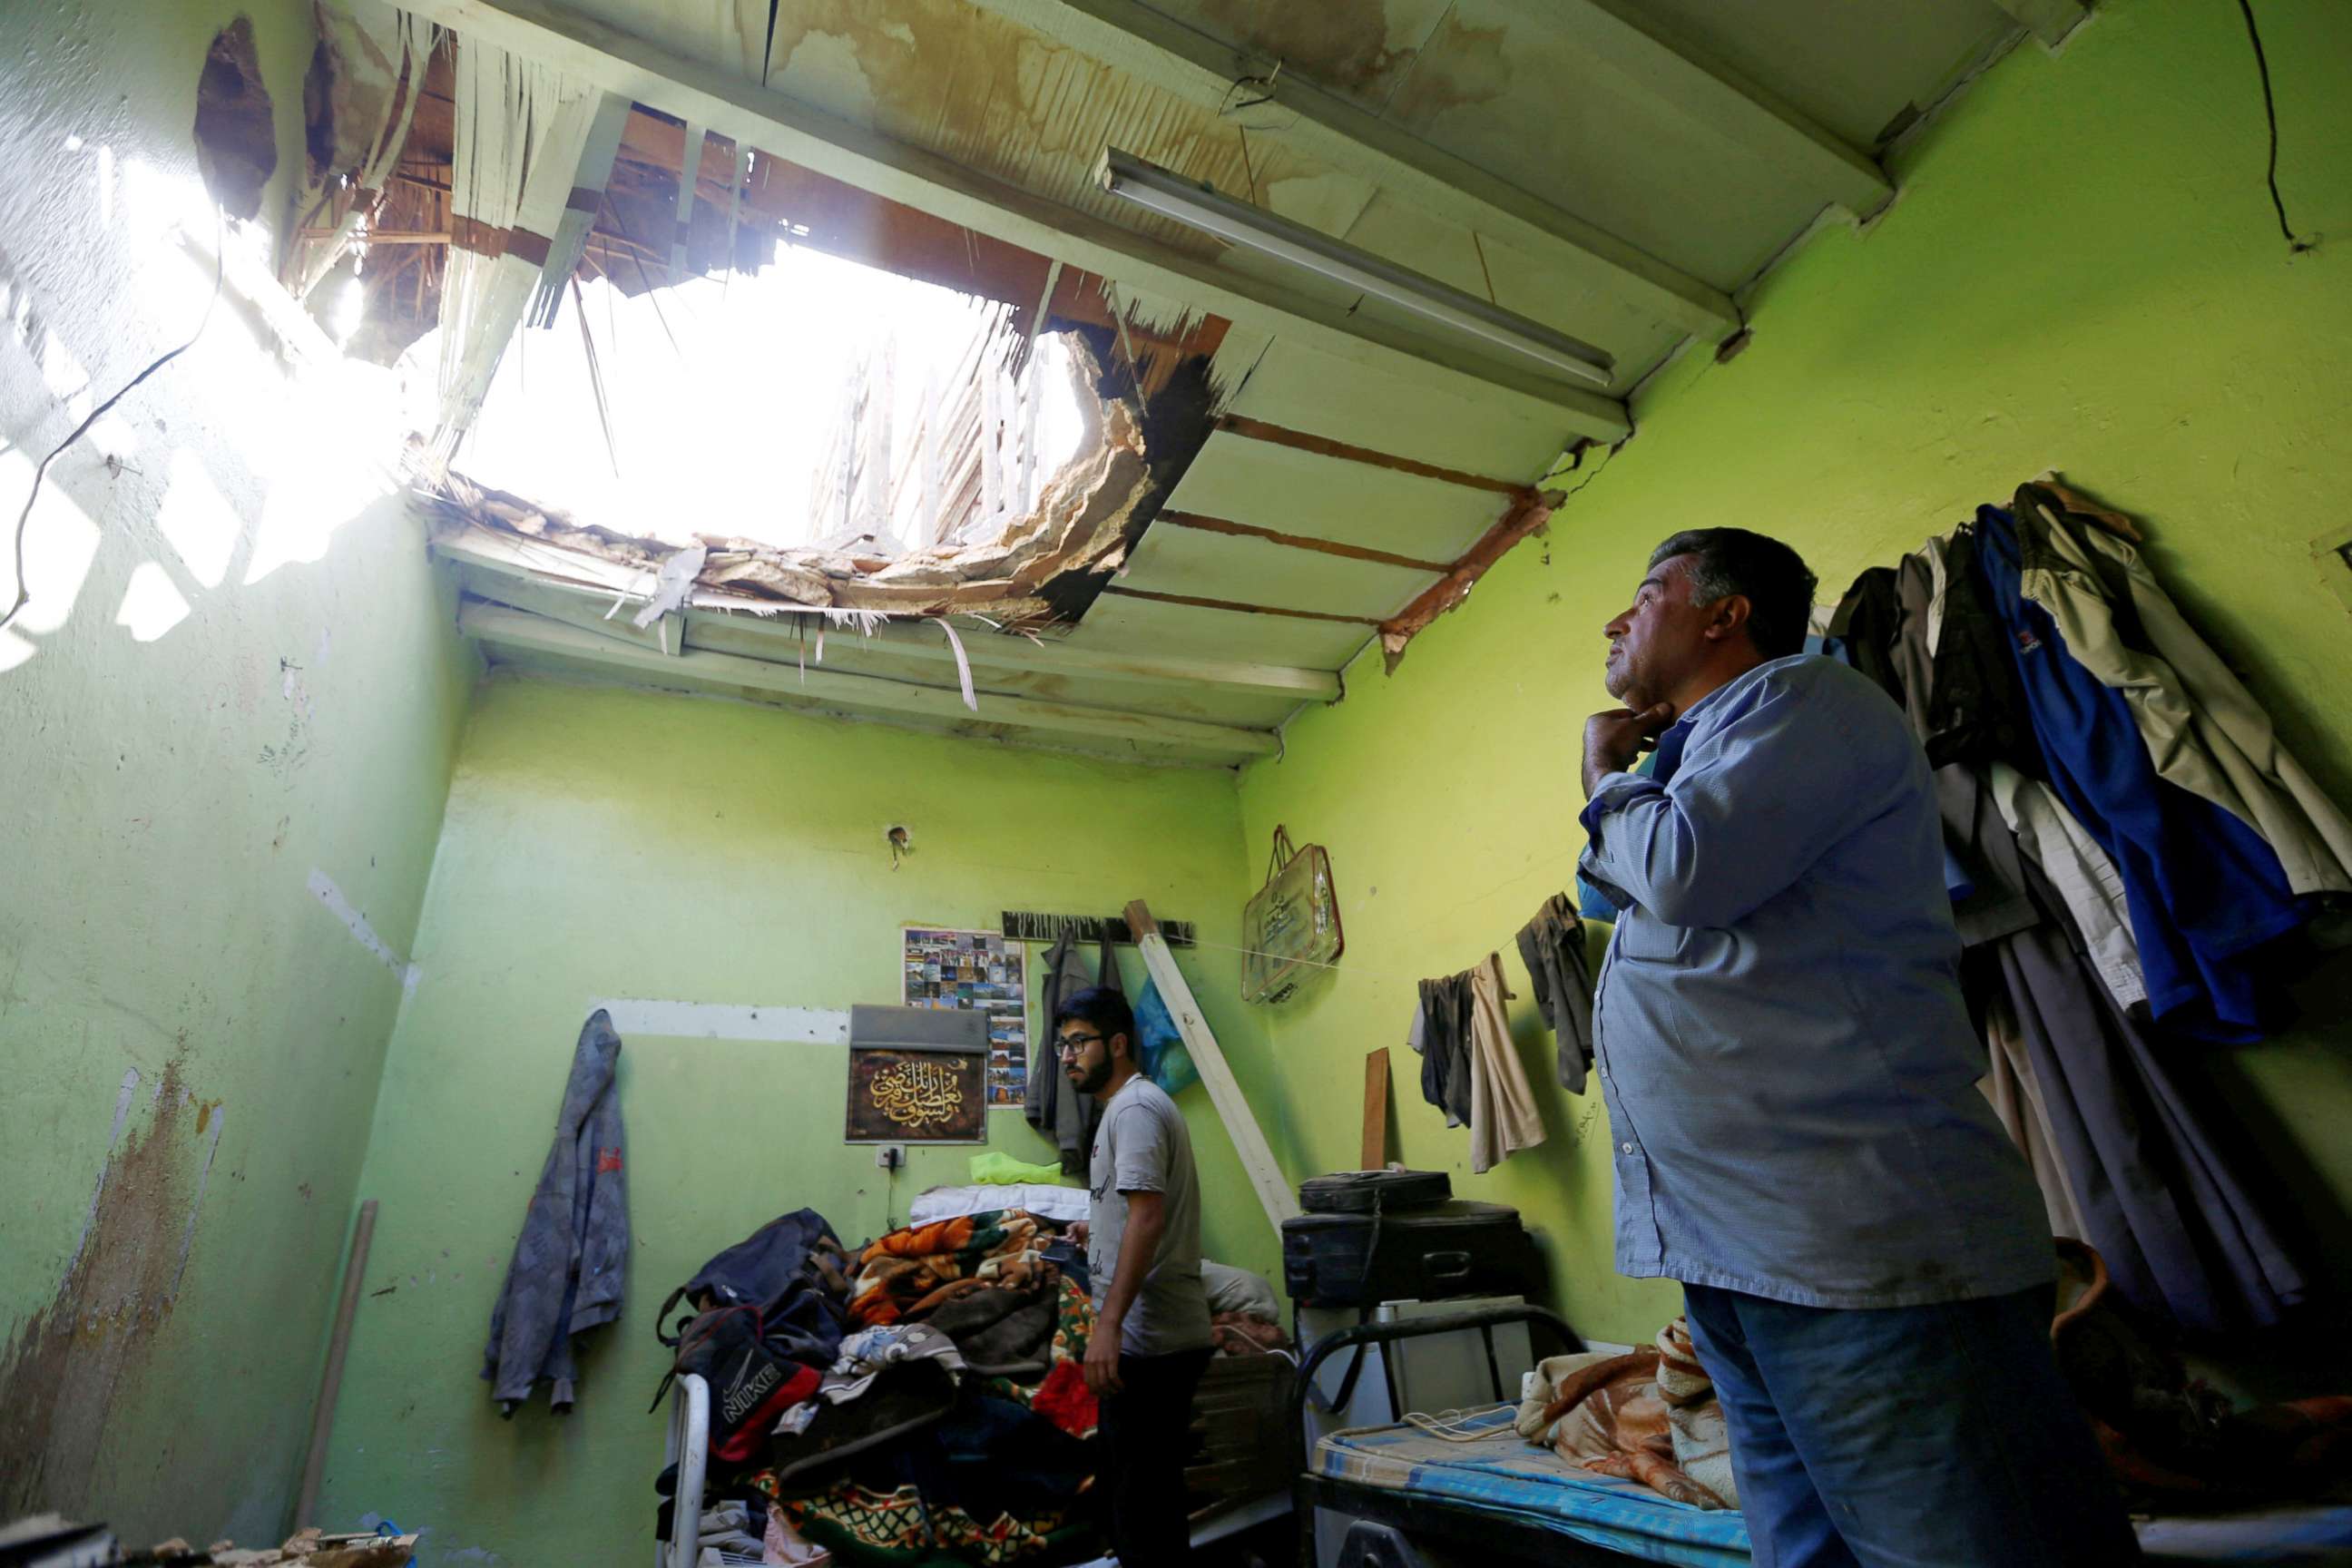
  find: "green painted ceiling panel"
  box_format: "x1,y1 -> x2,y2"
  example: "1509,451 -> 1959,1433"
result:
1161,432 -> 1508,560
1116,520 -> 1438,620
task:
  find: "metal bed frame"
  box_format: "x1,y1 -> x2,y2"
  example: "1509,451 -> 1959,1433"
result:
1290,1301 -> 1684,1568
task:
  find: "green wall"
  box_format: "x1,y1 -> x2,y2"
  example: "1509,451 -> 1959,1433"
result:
0,0 -> 476,1539
1238,0 -> 2352,1348
317,675 -> 1282,1563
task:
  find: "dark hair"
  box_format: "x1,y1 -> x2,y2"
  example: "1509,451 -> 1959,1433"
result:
1647,528 -> 1819,660
1054,986 -> 1135,1060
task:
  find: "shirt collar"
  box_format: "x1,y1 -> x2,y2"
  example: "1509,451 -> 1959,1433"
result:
1666,653 -> 1809,737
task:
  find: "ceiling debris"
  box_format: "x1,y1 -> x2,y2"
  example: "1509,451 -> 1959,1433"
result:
317,0 -> 2065,750
428,44 -> 609,458
415,332 -> 1211,629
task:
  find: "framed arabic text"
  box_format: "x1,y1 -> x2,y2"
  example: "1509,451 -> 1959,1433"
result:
846,1048 -> 986,1143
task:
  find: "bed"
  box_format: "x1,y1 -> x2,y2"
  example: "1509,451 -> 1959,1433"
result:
1290,1303 -> 2352,1568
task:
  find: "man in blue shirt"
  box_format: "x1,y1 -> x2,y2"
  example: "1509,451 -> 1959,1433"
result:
1580,529 -> 2136,1566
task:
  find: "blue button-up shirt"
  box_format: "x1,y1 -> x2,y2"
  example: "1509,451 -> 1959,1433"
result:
1579,654 -> 2050,1308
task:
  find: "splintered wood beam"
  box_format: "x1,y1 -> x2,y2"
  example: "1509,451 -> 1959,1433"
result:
1214,416 -> 1534,497
431,529 -> 1345,699
459,601 -> 1285,758
390,0 -> 1632,439
1377,486 -> 1565,672
1124,899 -> 1299,1230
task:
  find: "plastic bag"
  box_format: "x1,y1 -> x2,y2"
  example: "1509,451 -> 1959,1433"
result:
970,1152 -> 1063,1185
1132,980 -> 1199,1095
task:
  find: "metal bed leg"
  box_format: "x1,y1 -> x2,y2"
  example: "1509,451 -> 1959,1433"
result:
662,1373 -> 710,1568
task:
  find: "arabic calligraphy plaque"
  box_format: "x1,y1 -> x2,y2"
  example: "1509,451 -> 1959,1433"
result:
848,1047 -> 985,1142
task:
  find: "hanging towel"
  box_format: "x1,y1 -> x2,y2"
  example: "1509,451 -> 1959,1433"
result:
482,1009 -> 629,1413
1514,894 -> 1594,1093
1467,954 -> 1546,1174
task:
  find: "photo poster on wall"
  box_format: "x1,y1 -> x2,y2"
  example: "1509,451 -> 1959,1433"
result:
901,926 -> 1028,1108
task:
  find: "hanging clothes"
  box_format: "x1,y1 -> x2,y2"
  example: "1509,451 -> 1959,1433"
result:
1967,858 -> 2307,1332
1973,504 -> 2306,1040
1025,933 -> 1113,1174
482,1010 -> 629,1414
1466,953 -> 1546,1174
1924,524 -> 2043,773
2014,480 -> 2352,897
1413,971 -> 1475,1130
1514,894 -> 1595,1093
1976,977 -> 2088,1245
1988,761 -> 2146,1013
1887,550 -> 2039,946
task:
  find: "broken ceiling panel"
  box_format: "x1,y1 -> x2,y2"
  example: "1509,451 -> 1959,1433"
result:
417,328 -> 1210,627
430,40 -> 609,456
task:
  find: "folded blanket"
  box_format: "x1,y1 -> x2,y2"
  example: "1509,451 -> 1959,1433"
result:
1515,1317 -> 1736,1510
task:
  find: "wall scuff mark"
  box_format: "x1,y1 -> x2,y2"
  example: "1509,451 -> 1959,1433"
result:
307,869 -> 421,998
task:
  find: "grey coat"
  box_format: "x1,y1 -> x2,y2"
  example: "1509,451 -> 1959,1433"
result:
482,1010 -> 629,1413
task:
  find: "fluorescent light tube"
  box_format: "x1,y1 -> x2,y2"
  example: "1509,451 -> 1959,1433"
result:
1095,148 -> 1614,388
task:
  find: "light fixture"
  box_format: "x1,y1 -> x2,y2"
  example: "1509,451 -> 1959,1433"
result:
1094,148 -> 1614,387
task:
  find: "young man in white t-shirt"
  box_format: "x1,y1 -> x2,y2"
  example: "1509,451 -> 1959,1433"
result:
1055,986 -> 1211,1568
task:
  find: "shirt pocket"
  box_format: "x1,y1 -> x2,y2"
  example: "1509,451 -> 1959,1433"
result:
1614,907 -> 1686,962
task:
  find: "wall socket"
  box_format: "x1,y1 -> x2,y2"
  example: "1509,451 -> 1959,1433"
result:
875,1144 -> 905,1171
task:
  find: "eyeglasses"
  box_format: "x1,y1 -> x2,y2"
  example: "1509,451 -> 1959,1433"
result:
1054,1032 -> 1103,1059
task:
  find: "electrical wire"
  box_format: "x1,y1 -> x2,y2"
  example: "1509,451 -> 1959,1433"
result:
2232,0 -> 2318,254
3,208 -> 226,633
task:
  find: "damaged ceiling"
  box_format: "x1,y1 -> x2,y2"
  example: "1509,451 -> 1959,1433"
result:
318,0 -> 2084,766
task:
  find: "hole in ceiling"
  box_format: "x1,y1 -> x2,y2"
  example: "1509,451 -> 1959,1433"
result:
193,17 -> 277,221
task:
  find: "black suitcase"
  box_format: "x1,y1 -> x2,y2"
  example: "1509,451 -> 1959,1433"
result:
1281,1200 -> 1541,1308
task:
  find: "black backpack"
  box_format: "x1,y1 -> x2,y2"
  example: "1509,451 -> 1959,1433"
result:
650,1304 -> 821,1464
655,1207 -> 853,1367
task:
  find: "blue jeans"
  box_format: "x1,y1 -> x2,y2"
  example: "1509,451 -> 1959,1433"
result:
1682,1283 -> 2140,1567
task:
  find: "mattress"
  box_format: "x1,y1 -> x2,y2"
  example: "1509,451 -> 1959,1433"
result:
906,1182 -> 1088,1224
1314,1405 -> 2352,1566
1312,1404 -> 1753,1568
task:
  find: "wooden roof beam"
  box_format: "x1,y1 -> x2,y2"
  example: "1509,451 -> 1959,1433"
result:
384,0 -> 1631,442
961,0 -> 1741,337
460,601 -> 1285,760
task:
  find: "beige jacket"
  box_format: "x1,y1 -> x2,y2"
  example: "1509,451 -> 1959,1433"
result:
2015,481 -> 2352,897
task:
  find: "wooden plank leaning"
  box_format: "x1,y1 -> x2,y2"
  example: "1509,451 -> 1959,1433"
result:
1124,899 -> 1300,1231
